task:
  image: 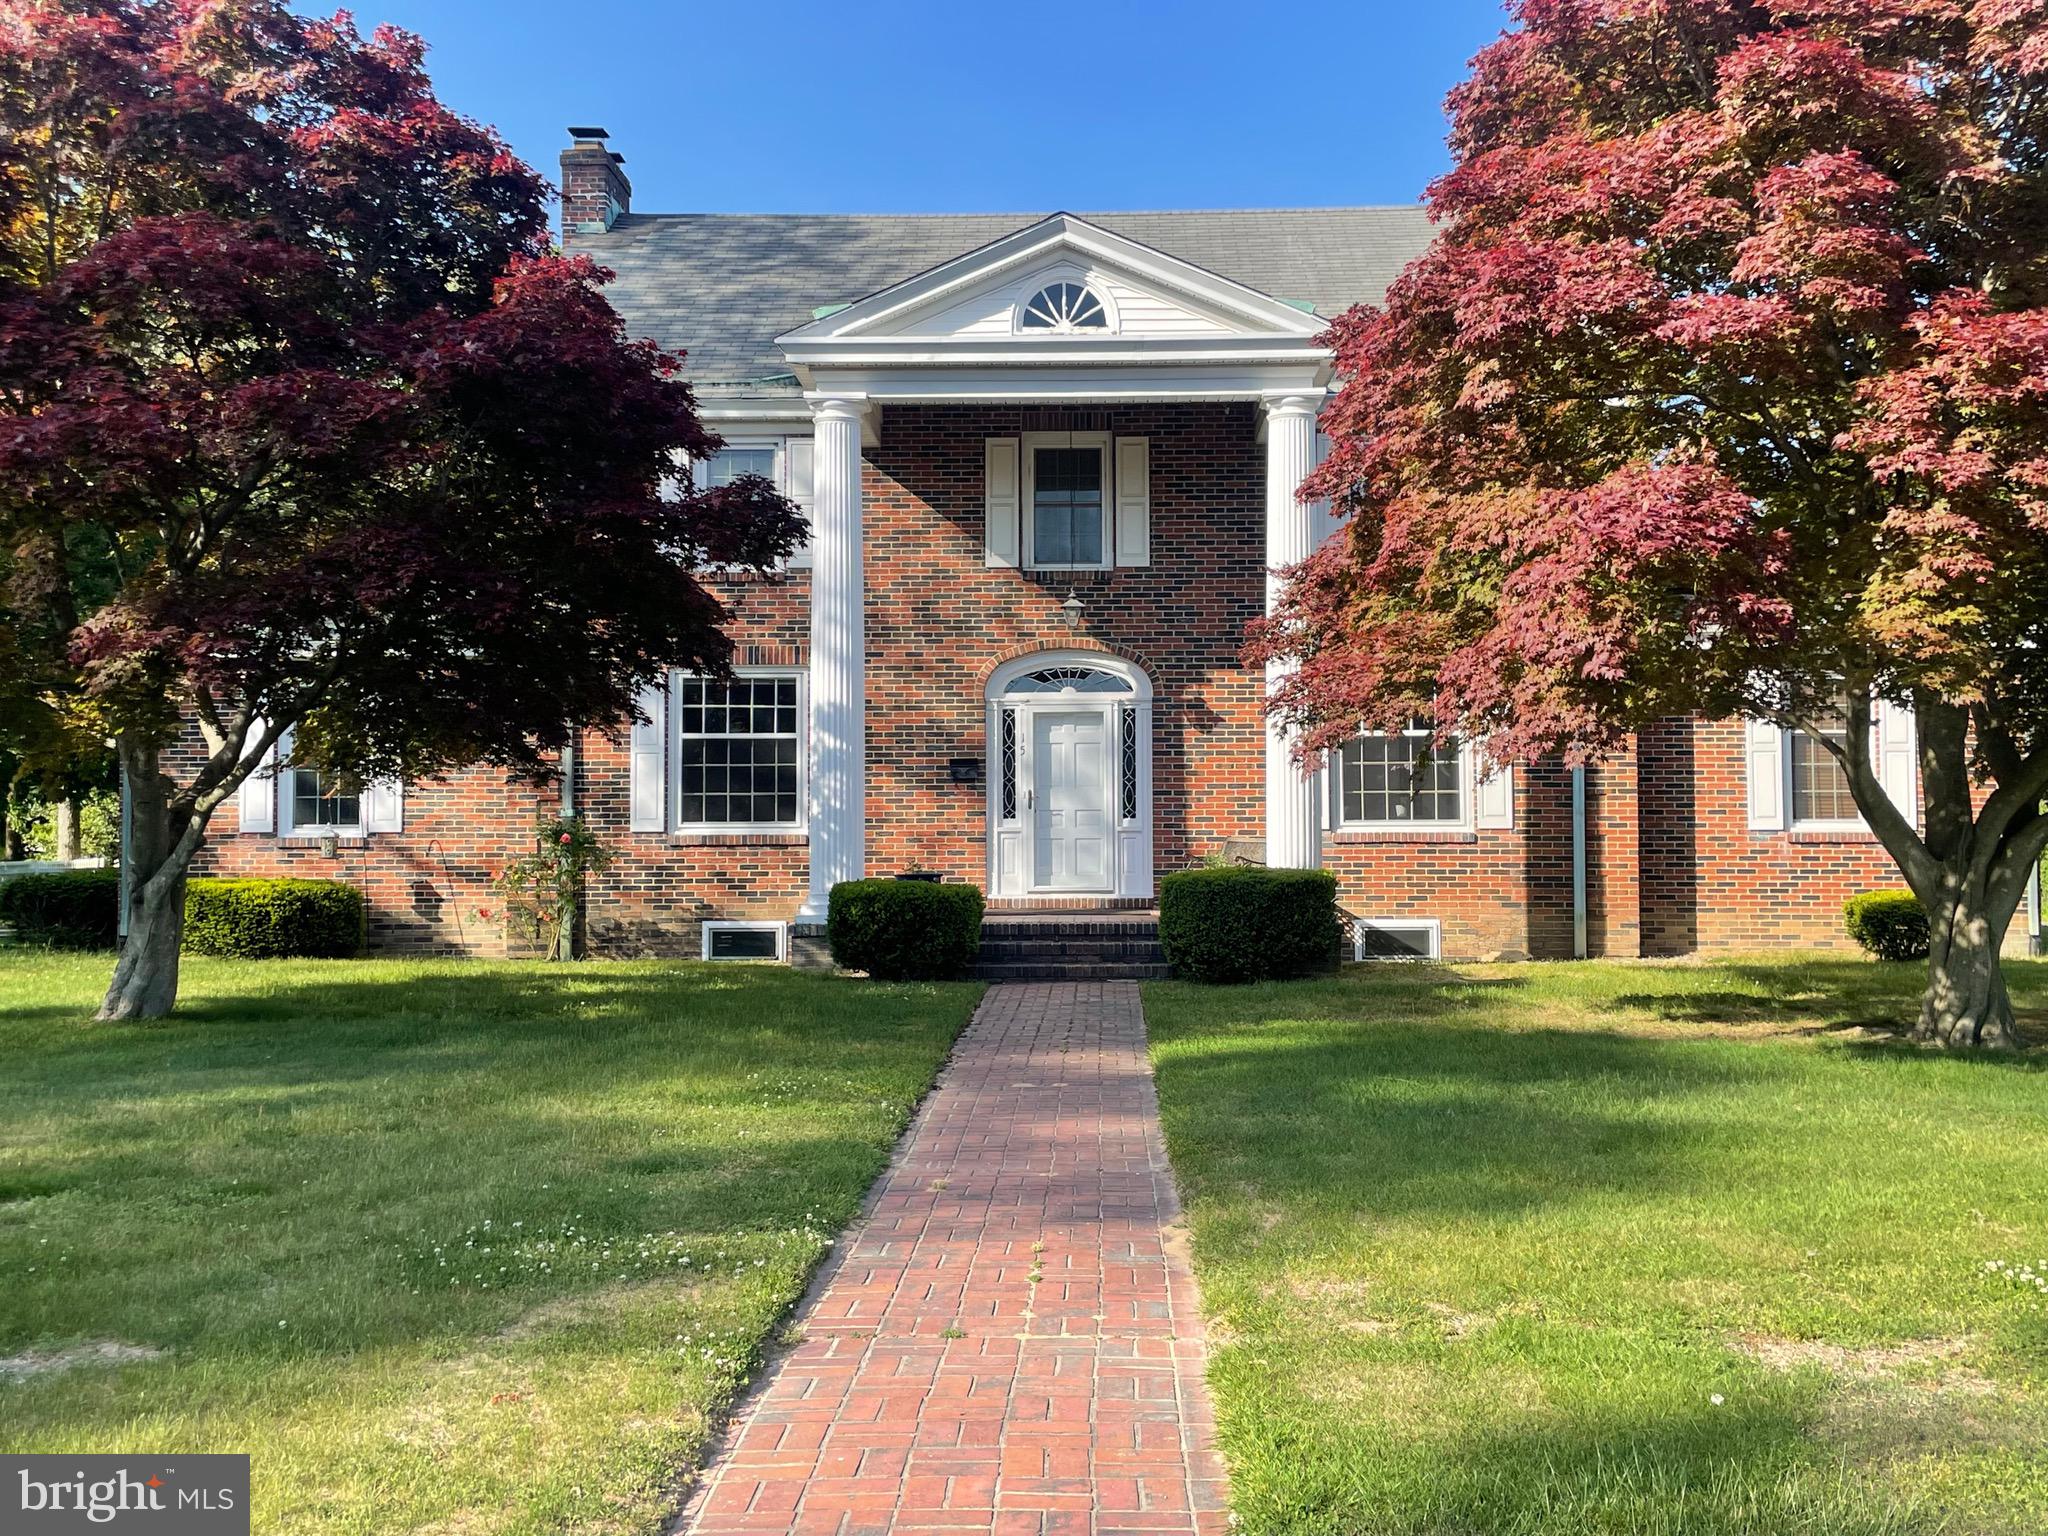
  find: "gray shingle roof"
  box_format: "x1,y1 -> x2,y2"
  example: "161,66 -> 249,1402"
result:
574,208 -> 1436,394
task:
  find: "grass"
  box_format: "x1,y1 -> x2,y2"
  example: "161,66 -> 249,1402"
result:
1144,955 -> 2048,1536
0,952 -> 981,1535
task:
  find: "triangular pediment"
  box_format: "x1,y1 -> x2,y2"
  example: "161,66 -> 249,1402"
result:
777,213 -> 1325,347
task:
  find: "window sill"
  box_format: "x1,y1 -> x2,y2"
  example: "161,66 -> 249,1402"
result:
1330,829 -> 1479,844
1784,828 -> 1877,843
278,831 -> 367,844
672,831 -> 809,846
701,565 -> 810,585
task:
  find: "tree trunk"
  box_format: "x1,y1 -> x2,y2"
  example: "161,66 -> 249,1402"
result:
99,867 -> 188,1021
1916,890 -> 2019,1051
53,796 -> 80,862
97,741 -> 195,1022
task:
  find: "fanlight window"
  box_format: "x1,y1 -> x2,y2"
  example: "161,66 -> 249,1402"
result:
1006,666 -> 1132,695
1019,282 -> 1109,332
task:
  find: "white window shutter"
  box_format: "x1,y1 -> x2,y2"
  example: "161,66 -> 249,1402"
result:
1474,757 -> 1515,830
629,680 -> 667,832
1114,436 -> 1150,567
984,437 -> 1020,568
363,777 -> 404,834
785,436 -> 813,569
1745,718 -> 1786,830
237,721 -> 276,834
1875,698 -> 1917,824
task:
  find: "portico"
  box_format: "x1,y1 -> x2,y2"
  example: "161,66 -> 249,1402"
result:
769,214 -> 1337,921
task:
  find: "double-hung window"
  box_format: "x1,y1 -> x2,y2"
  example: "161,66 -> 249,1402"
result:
1337,718 -> 1466,828
1023,432 -> 1110,570
694,439 -> 812,567
674,672 -> 804,831
1790,714 -> 1860,827
285,765 -> 361,836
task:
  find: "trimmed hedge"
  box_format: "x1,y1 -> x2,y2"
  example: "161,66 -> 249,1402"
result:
184,878 -> 365,960
1159,866 -> 1345,984
1163,868 -> 1351,987
1844,890 -> 1930,962
827,878 -> 984,980
0,868 -> 120,949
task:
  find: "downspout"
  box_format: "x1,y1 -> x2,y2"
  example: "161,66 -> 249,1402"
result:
1571,765 -> 1588,960
559,734 -> 579,957
2029,855 -> 2042,957
117,750 -> 132,949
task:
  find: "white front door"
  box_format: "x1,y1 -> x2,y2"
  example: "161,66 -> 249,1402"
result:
1031,709 -> 1113,891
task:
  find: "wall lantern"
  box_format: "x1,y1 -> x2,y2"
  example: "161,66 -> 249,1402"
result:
1059,590 -> 1086,630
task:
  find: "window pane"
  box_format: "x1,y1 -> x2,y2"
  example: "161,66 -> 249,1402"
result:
709,927 -> 779,960
290,767 -> 359,829
677,675 -> 802,827
1032,447 -> 1103,566
701,447 -> 776,489
1340,725 -> 1462,825
1792,726 -> 1858,822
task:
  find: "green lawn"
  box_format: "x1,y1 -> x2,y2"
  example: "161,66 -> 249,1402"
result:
0,953 -> 980,1534
1146,956 -> 2048,1536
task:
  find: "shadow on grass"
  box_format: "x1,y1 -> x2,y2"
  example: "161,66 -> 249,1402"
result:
1607,958 -> 2048,1059
1152,995 -> 1761,1226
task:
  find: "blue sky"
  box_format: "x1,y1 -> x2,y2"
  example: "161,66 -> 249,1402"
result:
349,0 -> 1511,215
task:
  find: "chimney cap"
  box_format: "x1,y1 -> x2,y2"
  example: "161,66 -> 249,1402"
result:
566,125 -> 610,141
609,151 -> 626,165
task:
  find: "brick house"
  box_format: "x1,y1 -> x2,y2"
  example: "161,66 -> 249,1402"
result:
193,126 -> 1975,966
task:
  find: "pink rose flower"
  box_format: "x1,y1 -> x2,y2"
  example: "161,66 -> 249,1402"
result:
558,832 -> 573,845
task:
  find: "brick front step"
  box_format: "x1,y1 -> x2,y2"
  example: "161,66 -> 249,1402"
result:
973,912 -> 1169,981
974,960 -> 1175,982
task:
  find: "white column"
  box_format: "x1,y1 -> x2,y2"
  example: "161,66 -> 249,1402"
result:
797,392 -> 868,922
1263,389 -> 1325,870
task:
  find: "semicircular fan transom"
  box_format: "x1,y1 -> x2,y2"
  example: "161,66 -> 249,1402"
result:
1018,282 -> 1109,332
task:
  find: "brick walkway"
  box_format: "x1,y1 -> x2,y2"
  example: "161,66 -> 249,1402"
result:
679,982 -> 1228,1536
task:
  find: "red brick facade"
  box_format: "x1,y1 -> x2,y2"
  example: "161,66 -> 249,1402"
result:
189,404 -> 1924,962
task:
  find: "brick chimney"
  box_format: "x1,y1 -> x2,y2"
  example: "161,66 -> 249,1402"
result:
560,126 -> 631,239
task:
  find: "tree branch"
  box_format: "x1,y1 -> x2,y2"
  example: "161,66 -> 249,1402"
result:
1809,688 -> 1940,893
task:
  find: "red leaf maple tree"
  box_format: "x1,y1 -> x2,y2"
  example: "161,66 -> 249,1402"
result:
1251,0 -> 2048,1047
0,0 -> 802,1018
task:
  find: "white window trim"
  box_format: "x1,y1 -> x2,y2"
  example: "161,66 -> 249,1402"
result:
1353,916 -> 1442,962
1021,430 -> 1113,571
700,919 -> 788,962
670,666 -> 809,836
275,731 -> 363,839
1331,728 -> 1476,833
1784,723 -> 1868,833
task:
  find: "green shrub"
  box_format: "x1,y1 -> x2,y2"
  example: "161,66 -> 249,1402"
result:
0,868 -> 119,949
827,878 -> 984,980
1844,890 -> 1930,962
184,878 -> 365,960
1159,866 -> 1344,983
